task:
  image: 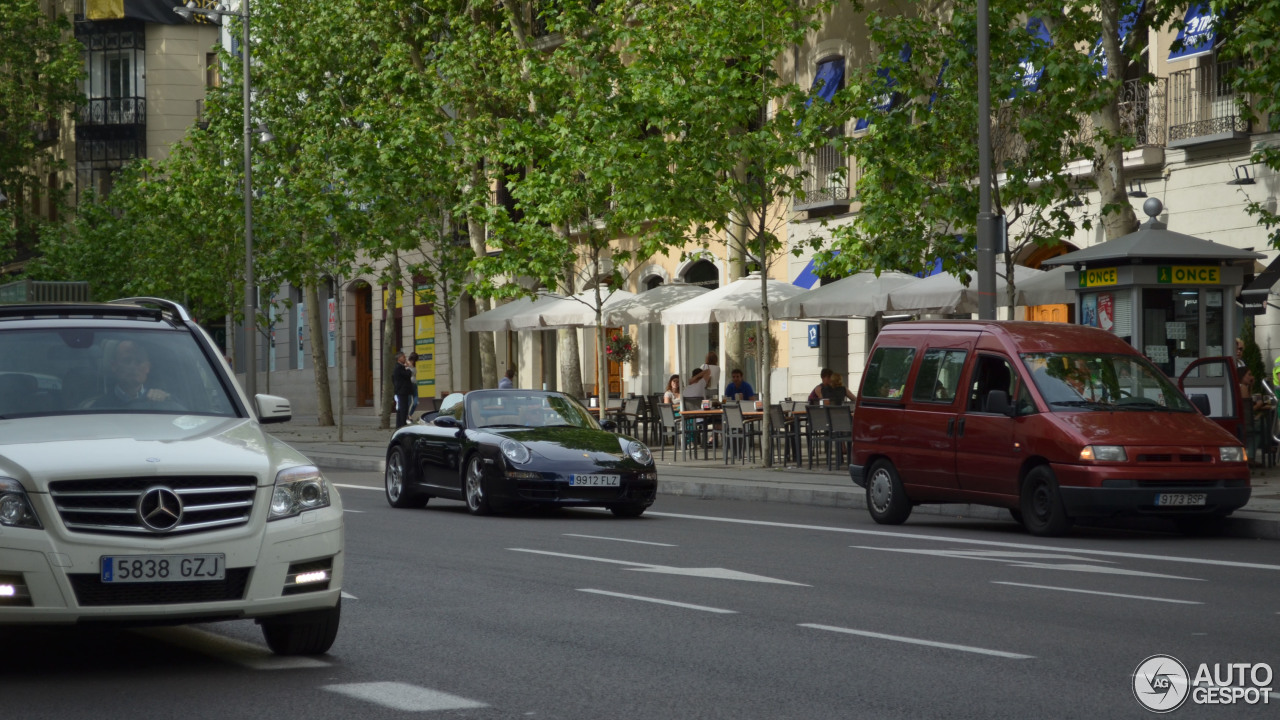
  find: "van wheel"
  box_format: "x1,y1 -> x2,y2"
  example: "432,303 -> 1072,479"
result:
866,460 -> 911,525
1020,466 -> 1073,537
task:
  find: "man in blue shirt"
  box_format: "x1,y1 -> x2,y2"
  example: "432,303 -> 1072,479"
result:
724,368 -> 756,401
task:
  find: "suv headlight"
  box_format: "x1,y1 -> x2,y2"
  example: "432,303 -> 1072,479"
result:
622,439 -> 653,465
269,465 -> 331,520
501,439 -> 532,465
0,478 -> 41,529
1079,445 -> 1127,462
1220,446 -> 1246,463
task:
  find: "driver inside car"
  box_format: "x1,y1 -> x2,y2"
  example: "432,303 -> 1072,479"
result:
85,340 -> 179,409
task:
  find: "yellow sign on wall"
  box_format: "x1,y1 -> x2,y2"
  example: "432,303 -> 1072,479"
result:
1157,266 -> 1220,284
414,314 -> 436,396
1078,267 -> 1118,288
381,288 -> 406,309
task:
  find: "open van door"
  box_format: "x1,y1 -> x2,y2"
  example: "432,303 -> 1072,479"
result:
1178,357 -> 1243,441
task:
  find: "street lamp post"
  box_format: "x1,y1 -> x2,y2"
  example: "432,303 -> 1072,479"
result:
174,0 -> 258,400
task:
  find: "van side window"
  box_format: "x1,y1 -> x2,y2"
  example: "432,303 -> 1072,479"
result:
863,347 -> 916,400
912,349 -> 967,403
967,355 -> 1020,413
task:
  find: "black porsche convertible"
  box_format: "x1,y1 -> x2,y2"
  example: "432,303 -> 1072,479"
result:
384,390 -> 658,517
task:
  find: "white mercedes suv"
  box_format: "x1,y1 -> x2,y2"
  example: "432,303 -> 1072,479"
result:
0,298 -> 343,654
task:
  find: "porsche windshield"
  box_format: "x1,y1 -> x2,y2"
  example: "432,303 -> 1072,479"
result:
1022,352 -> 1193,412
466,392 -> 598,429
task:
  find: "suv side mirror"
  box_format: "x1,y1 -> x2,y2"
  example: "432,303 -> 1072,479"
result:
984,389 -> 1013,416
255,394 -> 292,424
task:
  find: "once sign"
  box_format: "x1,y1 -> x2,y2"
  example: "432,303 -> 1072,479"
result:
1158,265 -> 1221,284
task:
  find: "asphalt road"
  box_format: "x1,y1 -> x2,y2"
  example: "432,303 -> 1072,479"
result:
3,467 -> 1278,719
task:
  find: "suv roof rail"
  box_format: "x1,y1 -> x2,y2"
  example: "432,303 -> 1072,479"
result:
110,297 -> 193,323
0,303 -> 163,323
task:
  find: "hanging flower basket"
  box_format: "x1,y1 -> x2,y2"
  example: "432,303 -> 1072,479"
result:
606,332 -> 637,365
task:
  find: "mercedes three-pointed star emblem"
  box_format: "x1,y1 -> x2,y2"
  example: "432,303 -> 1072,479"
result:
137,486 -> 184,532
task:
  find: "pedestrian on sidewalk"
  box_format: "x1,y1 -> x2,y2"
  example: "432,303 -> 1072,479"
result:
393,351 -> 415,428
498,368 -> 515,389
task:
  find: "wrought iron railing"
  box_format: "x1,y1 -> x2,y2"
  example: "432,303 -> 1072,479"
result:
794,140 -> 859,211
1076,77 -> 1169,149
1168,59 -> 1249,142
79,97 -> 146,127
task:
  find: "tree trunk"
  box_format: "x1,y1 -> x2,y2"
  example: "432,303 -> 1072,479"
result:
305,281 -> 334,426
558,253 -> 584,399
467,209 -> 497,389
1093,0 -> 1140,241
334,274 -> 345,442
379,253 -> 402,430
723,219 -> 747,390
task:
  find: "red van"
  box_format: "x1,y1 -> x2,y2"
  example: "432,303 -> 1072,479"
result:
849,321 -> 1251,536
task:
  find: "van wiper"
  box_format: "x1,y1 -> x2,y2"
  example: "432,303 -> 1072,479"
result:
1049,400 -> 1113,410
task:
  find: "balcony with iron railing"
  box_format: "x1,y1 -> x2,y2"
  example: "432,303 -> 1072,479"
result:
1168,58 -> 1249,147
794,140 -> 860,213
78,96 -> 146,128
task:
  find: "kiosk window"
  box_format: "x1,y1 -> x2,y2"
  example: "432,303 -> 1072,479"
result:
1142,289 -> 1201,377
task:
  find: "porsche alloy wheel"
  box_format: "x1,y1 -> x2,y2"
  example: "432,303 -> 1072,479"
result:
465,455 -> 492,516
385,446 -> 427,509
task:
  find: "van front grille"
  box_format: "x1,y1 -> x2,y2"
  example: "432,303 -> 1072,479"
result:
1135,454 -> 1213,463
49,476 -> 257,536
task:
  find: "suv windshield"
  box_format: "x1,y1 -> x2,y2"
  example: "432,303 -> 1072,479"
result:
0,327 -> 238,418
1022,352 -> 1193,412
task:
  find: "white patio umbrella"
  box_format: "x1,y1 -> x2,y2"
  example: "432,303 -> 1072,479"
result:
463,294 -> 564,333
602,282 -> 710,325
886,265 -> 1045,314
509,288 -> 636,330
661,273 -> 808,325
1013,265 -> 1073,306
773,271 -> 921,319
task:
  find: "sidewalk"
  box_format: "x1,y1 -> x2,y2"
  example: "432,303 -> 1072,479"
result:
269,412 -> 1280,540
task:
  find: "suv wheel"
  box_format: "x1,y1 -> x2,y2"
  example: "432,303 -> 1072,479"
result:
260,600 -> 341,656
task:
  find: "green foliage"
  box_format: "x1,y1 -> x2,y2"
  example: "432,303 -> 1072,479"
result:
0,0 -> 83,265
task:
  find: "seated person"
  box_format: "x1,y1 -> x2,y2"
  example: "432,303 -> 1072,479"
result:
84,340 -> 182,410
822,372 -> 857,405
682,367 -> 710,401
724,369 -> 757,402
807,368 -> 832,404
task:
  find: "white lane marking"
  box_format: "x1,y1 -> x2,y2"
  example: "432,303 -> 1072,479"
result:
134,626 -> 329,670
579,588 -> 737,613
564,533 -> 677,547
333,483 -> 381,491
854,546 -> 1203,581
800,623 -> 1033,659
509,548 -> 808,585
992,581 -> 1203,605
343,509 -> 365,513
645,511 -> 1280,571
341,591 -> 358,600
322,681 -> 486,711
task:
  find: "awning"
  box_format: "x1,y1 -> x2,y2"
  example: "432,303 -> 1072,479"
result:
1240,255 -> 1280,316
792,251 -> 840,289
1092,0 -> 1145,78
1168,3 -> 1218,62
855,45 -> 910,131
1013,18 -> 1053,97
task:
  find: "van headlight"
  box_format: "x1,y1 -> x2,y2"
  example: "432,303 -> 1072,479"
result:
1220,446 -> 1246,463
269,465 -> 331,520
1079,445 -> 1127,462
0,478 -> 41,529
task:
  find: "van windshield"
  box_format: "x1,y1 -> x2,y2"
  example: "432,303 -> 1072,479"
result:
1022,352 -> 1193,413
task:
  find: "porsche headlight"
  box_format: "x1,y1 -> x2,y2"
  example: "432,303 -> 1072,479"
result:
624,439 -> 653,465
1220,446 -> 1246,463
0,478 -> 41,529
501,439 -> 532,465
269,465 -> 331,520
1079,445 -> 1127,462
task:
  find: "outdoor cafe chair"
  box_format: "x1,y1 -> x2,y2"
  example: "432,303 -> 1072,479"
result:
720,402 -> 758,464
655,403 -> 685,462
805,404 -> 832,470
826,404 -> 854,470
768,404 -> 797,466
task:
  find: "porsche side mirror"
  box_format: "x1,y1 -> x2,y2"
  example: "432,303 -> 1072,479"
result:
600,420 -> 618,432
434,415 -> 460,428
